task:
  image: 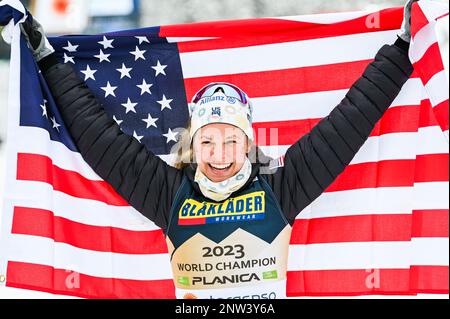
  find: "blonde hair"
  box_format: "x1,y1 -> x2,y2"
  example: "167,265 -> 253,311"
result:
173,121 -> 194,170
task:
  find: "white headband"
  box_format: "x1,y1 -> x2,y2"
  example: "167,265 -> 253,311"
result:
189,91 -> 253,142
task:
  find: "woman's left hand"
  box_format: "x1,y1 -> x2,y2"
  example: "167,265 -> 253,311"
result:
399,0 -> 419,43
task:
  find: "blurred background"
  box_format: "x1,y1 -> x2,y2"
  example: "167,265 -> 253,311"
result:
0,0 -> 448,298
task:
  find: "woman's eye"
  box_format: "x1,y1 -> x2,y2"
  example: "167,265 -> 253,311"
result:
201,141 -> 210,145
226,140 -> 237,144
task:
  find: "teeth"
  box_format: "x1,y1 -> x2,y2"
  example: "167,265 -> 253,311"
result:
210,163 -> 232,170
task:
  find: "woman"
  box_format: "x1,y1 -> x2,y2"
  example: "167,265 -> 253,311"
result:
21,1 -> 415,299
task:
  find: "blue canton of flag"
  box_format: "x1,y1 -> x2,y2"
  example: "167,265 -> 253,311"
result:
20,27 -> 189,155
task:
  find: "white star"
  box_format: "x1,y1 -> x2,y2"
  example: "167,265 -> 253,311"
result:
98,36 -> 114,49
63,53 -> 75,64
162,128 -> 178,144
80,65 -> 97,81
94,49 -> 111,63
113,115 -> 123,126
157,94 -> 173,111
116,63 -> 133,79
135,36 -> 150,44
133,131 -> 144,143
130,46 -> 146,61
151,60 -> 167,77
142,113 -> 158,128
63,41 -> 78,52
40,100 -> 48,118
121,98 -> 138,114
50,116 -> 61,132
136,79 -> 153,95
100,81 -> 117,97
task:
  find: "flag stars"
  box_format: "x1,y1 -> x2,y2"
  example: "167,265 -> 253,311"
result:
133,131 -> 144,143
130,46 -> 146,61
113,115 -> 123,126
136,79 -> 153,95
40,99 -> 48,118
151,60 -> 167,77
157,94 -> 173,111
98,36 -> 114,49
63,53 -> 75,64
63,41 -> 79,52
80,65 -> 97,81
50,116 -> 61,132
94,49 -> 111,63
142,113 -> 158,129
116,63 -> 133,79
163,128 -> 178,144
121,98 -> 138,114
135,36 -> 150,44
101,81 -> 117,98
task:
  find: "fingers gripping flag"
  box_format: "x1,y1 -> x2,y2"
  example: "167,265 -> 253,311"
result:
0,0 -> 448,298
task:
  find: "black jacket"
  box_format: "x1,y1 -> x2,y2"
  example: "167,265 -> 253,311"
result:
38,38 -> 413,231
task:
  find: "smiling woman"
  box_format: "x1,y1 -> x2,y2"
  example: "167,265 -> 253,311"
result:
6,0 -> 445,300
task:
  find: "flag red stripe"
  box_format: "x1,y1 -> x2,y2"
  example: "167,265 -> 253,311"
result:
185,59 -> 370,99
431,99 -> 449,131
412,42 -> 445,85
6,261 -> 175,299
253,104 -> 423,146
291,212 -> 449,245
411,3 -> 430,38
168,8 -> 403,53
409,265 -> 450,294
16,153 -> 448,209
7,261 -> 446,299
11,206 -> 168,254
16,153 -> 129,206
11,206 -> 448,255
184,59 -> 420,100
414,154 -> 449,183
291,214 -> 411,244
412,209 -> 449,237
286,266 -> 449,296
327,155 -> 449,192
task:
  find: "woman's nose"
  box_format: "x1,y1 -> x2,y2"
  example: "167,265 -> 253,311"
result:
210,144 -> 225,162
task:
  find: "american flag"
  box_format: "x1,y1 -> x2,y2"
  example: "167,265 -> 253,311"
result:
0,0 -> 448,298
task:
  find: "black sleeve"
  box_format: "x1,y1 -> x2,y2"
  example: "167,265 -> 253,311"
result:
39,57 -> 183,230
265,38 -> 414,225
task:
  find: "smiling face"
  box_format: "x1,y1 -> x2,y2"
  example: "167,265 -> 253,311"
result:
193,123 -> 250,183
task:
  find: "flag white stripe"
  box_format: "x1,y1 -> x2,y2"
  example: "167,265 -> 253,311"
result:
416,126 -> 449,155
287,238 -> 449,271
424,70 -> 449,107
259,128 -> 448,164
410,22 -> 438,63
7,234 -> 173,280
12,122 -> 447,185
11,179 -> 447,228
180,30 -> 398,78
412,182 -> 450,211
411,238 -> 450,265
252,79 -> 425,123
166,36 -> 218,43
7,235 -> 448,279
11,180 -> 159,231
297,182 -> 448,220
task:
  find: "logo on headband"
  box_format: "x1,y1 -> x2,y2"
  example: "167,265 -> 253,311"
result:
211,107 -> 221,117
226,97 -> 236,104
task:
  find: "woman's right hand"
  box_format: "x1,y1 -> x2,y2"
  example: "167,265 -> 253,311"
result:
20,16 -> 54,62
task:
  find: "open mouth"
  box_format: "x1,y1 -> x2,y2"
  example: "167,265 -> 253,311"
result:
209,163 -> 233,171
